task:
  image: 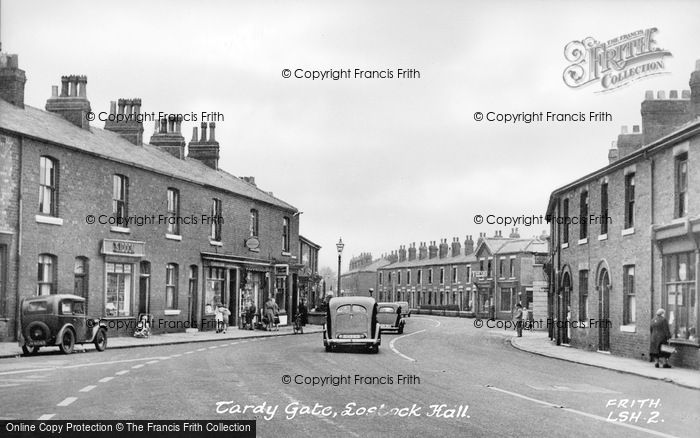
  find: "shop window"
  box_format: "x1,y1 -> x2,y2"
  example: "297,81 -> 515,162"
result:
37,254 -> 56,295
623,265 -> 635,325
579,270 -> 589,321
166,188 -> 180,235
166,263 -> 178,309
665,252 -> 697,343
112,174 -> 128,224
205,267 -> 226,314
675,153 -> 688,218
106,262 -> 132,316
275,276 -> 287,311
500,287 -> 514,312
39,156 -> 58,216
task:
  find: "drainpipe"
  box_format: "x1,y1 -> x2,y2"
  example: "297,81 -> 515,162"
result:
649,156 -> 655,323
14,136 -> 24,342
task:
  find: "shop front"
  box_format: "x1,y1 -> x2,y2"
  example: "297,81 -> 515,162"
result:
101,239 -> 145,336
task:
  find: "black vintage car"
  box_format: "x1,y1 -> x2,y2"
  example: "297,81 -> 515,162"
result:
323,296 -> 381,353
377,302 -> 405,334
18,294 -> 108,355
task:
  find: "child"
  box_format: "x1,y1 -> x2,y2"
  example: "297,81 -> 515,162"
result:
219,304 -> 231,334
214,304 -> 224,333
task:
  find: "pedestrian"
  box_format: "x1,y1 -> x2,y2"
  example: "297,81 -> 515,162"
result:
513,303 -> 523,337
246,300 -> 257,330
298,298 -> 308,327
650,308 -> 673,368
214,303 -> 224,334
264,296 -> 278,331
219,304 -> 231,334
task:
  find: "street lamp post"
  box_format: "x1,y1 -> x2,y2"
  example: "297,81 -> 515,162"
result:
336,238 -> 344,297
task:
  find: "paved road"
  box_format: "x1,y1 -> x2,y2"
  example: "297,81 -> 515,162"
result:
0,316 -> 697,437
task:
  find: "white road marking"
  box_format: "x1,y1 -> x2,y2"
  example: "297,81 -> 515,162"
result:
184,351 -> 194,355
79,385 -> 96,392
196,348 -> 206,352
115,370 -> 129,376
37,414 -> 55,420
0,368 -> 54,376
146,360 -> 159,364
132,364 -> 144,369
209,346 -> 218,349
172,354 -> 182,357
219,344 -> 229,347
488,386 -> 680,438
0,383 -> 20,388
389,329 -> 426,362
99,377 -> 114,383
56,397 -> 77,407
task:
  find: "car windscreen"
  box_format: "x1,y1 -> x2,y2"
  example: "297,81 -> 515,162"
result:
26,301 -> 48,313
378,307 -> 396,313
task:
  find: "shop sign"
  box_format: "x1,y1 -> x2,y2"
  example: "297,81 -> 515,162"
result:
275,264 -> 289,276
101,239 -> 145,257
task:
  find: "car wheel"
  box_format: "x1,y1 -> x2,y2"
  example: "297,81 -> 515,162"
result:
325,344 -> 332,352
94,328 -> 108,352
59,329 -> 75,354
21,344 -> 40,356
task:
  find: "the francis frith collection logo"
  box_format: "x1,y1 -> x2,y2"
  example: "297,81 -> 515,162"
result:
563,28 -> 672,93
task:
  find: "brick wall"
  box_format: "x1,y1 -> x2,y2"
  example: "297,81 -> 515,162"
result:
0,133 -> 20,341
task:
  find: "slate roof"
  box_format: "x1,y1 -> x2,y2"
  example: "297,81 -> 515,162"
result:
379,237 -> 548,270
343,258 -> 392,274
0,99 -> 297,211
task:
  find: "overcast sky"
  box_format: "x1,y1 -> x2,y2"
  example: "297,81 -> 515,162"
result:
4,0 -> 700,271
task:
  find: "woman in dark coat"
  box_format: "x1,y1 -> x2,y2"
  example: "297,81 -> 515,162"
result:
650,308 -> 672,368
298,298 -> 309,326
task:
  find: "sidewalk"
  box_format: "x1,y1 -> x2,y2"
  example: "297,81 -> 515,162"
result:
0,325 -> 324,359
511,330 -> 700,390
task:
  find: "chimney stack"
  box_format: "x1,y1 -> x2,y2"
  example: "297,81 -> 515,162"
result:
464,235 -> 474,254
509,228 -> 520,238
188,121 -> 220,170
408,242 -> 417,261
149,114 -> 185,158
451,237 -> 461,257
398,245 -> 407,263
419,242 -> 427,260
641,88 -> 693,145
428,241 -> 438,259
0,53 -> 26,108
45,74 -> 91,129
438,239 -> 449,258
691,59 -> 700,118
105,98 -> 144,146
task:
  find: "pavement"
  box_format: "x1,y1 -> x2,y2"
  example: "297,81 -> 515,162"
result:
510,330 -> 700,390
0,324 -> 324,359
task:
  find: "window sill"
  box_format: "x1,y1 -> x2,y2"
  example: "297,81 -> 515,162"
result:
281,251 -> 291,257
164,309 -> 181,316
35,215 -> 63,226
209,240 -> 223,247
248,247 -> 260,253
620,324 -> 636,333
621,227 -> 635,236
578,237 -> 588,245
165,234 -> 182,241
561,243 -> 569,249
110,226 -> 131,234
598,234 -> 608,241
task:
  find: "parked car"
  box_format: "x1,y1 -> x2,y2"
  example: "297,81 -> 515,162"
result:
377,302 -> 405,334
323,296 -> 380,353
18,294 -> 108,355
396,301 -> 411,318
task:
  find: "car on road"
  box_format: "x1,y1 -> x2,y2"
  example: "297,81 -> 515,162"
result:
323,296 -> 381,353
396,301 -> 411,318
377,302 -> 405,334
18,294 -> 108,355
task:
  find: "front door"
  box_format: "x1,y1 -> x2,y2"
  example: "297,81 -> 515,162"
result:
138,261 -> 150,315
598,269 -> 610,351
228,269 -> 238,327
188,266 -> 198,324
562,273 -> 571,344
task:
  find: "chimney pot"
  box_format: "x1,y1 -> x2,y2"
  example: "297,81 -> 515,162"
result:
682,90 -> 691,99
621,125 -> 628,134
633,125 -> 640,133
669,90 -> 678,99
200,122 -> 207,141
51,85 -> 58,97
657,90 -> 666,99
644,90 -> 654,100
209,122 -> 216,141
